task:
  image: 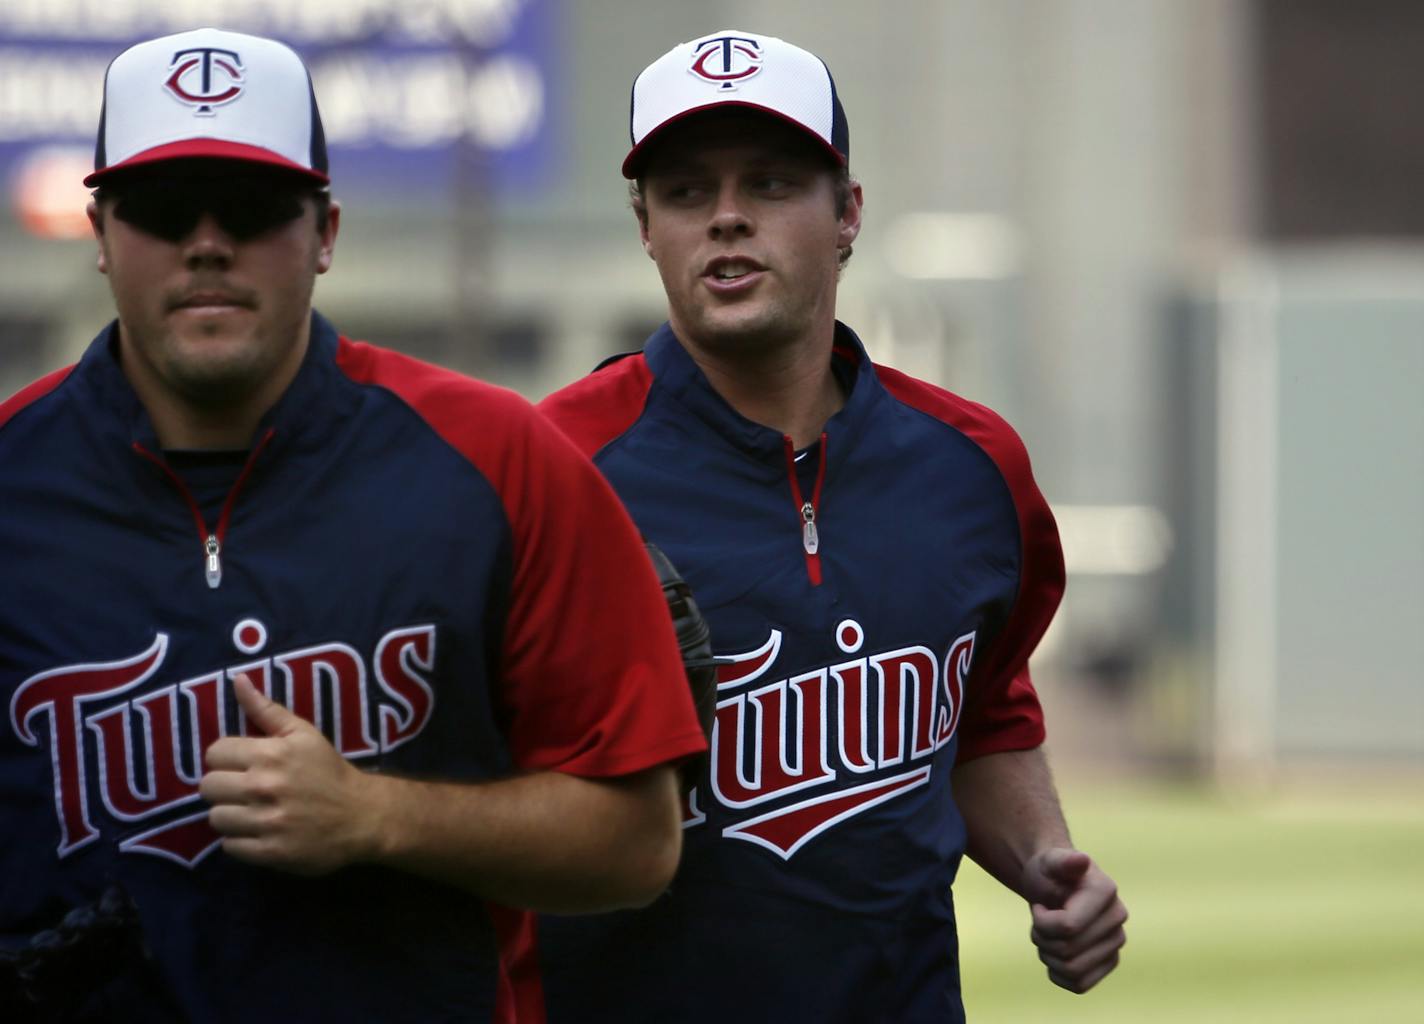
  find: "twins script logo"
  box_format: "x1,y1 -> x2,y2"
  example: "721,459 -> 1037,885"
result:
688,35 -> 763,90
9,620 -> 436,868
685,619 -> 975,859
165,46 -> 245,115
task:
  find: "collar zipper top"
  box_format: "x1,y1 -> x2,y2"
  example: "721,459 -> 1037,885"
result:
783,432 -> 828,586
133,428 -> 275,589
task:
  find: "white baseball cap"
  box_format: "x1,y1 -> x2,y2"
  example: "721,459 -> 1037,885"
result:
86,27 -> 328,187
623,29 -> 849,179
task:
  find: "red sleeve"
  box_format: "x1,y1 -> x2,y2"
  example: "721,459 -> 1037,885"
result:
877,366 -> 1065,762
536,354 -> 654,456
0,365 -> 73,429
335,339 -> 706,777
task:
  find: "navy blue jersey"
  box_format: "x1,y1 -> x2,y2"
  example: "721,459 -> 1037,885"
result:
0,313 -> 706,1023
533,322 -> 1064,1023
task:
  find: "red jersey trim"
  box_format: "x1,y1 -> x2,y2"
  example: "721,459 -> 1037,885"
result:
333,339 -> 706,777
490,904 -> 545,1024
876,366 -> 1064,762
536,354 -> 654,458
0,365 -> 74,431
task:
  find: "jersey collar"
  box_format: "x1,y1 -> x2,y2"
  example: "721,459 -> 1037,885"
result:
643,320 -> 882,461
74,309 -> 357,454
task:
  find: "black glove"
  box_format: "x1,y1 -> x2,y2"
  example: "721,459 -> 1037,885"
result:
0,885 -> 180,1022
644,541 -> 721,792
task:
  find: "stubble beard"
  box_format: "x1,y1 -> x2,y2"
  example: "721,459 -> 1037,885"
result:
161,330 -> 272,409
672,282 -> 809,361
132,291 -> 311,415
676,274 -> 839,367
183,267 -> 315,405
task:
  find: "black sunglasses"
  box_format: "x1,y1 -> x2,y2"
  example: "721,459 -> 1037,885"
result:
108,177 -> 316,243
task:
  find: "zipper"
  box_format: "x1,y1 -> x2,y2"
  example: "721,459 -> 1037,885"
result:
782,432 -> 828,586
204,535 -> 222,588
800,501 -> 819,555
133,428 -> 275,589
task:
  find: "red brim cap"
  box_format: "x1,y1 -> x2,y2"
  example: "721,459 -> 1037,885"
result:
622,100 -> 848,179
84,139 -> 330,187
88,28 -> 329,189
624,30 -> 849,179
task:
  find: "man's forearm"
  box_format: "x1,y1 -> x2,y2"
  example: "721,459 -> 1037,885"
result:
360,765 -> 684,912
954,746 -> 1129,992
203,674 -> 685,912
952,746 -> 1071,896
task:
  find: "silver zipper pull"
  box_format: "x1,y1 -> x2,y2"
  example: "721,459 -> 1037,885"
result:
801,502 -> 819,555
205,534 -> 222,589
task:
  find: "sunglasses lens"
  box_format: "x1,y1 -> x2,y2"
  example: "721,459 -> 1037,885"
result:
113,190 -> 200,242
111,179 -> 311,242
214,187 -> 308,240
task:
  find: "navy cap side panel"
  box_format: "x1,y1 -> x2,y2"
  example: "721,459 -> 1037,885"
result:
94,102 -> 107,171
306,72 -> 327,173
819,58 -> 850,164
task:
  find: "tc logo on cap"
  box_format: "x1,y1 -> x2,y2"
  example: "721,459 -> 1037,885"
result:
688,35 -> 763,90
164,46 -> 245,116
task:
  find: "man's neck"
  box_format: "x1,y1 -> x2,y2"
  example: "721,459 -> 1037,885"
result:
118,328 -> 309,451
144,400 -> 271,451
681,327 -> 845,450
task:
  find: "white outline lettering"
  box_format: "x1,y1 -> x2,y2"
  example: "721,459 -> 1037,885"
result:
374,625 -> 437,752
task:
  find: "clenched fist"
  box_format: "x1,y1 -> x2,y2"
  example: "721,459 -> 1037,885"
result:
200,674 -> 386,874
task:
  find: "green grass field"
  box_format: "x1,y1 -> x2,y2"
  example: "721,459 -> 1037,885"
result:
953,779 -> 1424,1023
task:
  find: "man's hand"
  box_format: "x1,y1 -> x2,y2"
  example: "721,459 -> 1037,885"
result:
1021,847 -> 1128,993
199,674 -> 381,875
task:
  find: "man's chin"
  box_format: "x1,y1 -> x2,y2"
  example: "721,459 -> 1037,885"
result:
689,308 -> 796,352
163,348 -> 268,408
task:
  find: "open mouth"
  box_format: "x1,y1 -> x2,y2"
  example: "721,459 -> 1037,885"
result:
705,258 -> 764,285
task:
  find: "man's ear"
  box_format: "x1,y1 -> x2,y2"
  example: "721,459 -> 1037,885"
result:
635,205 -> 654,260
87,200 -> 108,275
837,180 -> 864,250
316,199 -> 341,274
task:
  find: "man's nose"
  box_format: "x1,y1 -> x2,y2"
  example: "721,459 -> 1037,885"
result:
708,182 -> 753,240
181,213 -> 236,269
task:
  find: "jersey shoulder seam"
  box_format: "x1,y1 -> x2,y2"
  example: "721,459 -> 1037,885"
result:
874,367 -> 1026,532
538,353 -> 656,463
0,365 -> 76,434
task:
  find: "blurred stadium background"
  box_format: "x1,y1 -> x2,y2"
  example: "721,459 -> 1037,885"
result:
1,0 -> 1420,1017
